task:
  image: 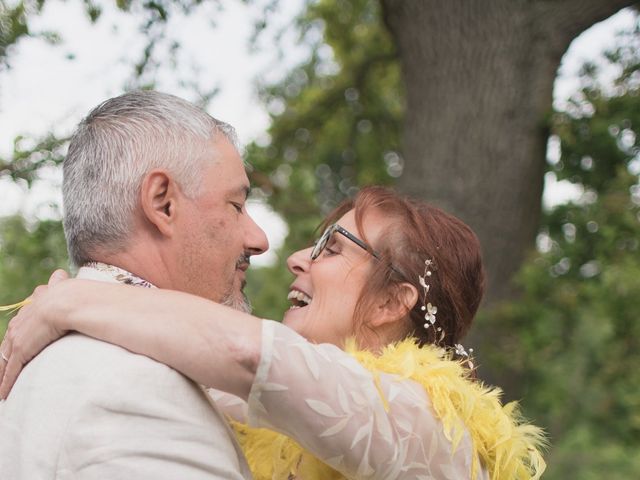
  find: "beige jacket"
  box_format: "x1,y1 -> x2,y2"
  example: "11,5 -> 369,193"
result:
0,265 -> 252,479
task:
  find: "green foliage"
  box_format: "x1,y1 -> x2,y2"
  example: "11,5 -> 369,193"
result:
477,21 -> 640,478
0,0 -> 43,66
245,258 -> 294,321
0,133 -> 68,185
246,0 -> 401,318
246,0 -> 400,238
0,0 -> 224,184
0,217 -> 68,337
1,1 -> 639,477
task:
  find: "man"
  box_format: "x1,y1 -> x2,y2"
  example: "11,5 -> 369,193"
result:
0,91 -> 268,478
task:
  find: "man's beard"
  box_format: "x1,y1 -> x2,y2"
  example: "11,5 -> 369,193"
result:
222,289 -> 252,314
221,253 -> 252,313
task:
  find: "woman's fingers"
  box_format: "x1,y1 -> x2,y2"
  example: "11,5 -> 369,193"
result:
0,324 -> 16,400
0,345 -> 20,400
0,273 -> 72,399
0,339 -> 9,395
32,285 -> 48,297
0,307 -> 38,400
0,303 -> 16,399
48,269 -> 69,285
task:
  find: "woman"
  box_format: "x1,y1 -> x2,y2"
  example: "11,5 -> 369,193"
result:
0,186 -> 546,479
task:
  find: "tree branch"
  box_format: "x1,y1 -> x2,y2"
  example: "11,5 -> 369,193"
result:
541,0 -> 636,47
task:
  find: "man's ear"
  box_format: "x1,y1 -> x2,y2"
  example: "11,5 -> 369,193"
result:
369,282 -> 419,328
140,170 -> 180,237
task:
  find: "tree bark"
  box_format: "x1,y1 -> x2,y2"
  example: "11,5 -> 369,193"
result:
381,0 -> 635,305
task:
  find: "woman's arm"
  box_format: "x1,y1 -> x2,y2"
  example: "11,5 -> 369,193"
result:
245,320 -> 481,479
0,276 -> 493,479
0,278 -> 262,400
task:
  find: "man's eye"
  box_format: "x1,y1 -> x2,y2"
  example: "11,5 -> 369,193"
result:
231,203 -> 243,213
324,246 -> 339,256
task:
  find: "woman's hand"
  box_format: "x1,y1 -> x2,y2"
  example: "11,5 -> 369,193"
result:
0,269 -> 70,399
0,273 -> 263,401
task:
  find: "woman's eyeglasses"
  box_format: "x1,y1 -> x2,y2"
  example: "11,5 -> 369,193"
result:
310,223 -> 382,261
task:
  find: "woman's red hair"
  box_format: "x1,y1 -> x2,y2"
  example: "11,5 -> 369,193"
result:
323,186 -> 486,347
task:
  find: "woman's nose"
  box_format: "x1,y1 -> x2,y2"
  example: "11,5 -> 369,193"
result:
286,247 -> 313,276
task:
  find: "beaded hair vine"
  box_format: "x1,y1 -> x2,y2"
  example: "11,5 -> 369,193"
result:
418,258 -> 474,367
419,259 -> 442,339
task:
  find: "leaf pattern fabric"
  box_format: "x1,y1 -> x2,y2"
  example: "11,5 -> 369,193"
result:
221,321 -> 488,479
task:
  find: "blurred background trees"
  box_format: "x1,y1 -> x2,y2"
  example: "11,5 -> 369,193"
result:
0,216 -> 68,307
2,1 -> 639,477
480,26 -> 640,476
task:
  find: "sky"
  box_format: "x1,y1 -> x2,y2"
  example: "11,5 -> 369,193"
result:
0,3 -> 636,265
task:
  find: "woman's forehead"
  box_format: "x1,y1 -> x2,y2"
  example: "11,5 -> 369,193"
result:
337,208 -> 388,242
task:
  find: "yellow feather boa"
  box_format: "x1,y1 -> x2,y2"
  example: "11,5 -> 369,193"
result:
0,299 -> 31,313
230,338 -> 546,480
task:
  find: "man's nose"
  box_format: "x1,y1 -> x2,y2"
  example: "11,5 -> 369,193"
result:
245,214 -> 269,256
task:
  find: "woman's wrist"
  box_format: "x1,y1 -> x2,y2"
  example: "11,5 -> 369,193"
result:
43,279 -> 78,333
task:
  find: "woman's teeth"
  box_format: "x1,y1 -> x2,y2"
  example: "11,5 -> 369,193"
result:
287,290 -> 312,308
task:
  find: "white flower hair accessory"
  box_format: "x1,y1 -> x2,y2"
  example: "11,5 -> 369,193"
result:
419,259 -> 443,340
419,257 -> 475,365
454,343 -> 475,369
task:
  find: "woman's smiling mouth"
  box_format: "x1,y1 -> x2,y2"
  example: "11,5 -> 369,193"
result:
287,289 -> 312,309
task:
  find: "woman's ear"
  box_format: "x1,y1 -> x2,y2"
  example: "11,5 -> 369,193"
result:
370,282 -> 419,328
140,170 -> 179,237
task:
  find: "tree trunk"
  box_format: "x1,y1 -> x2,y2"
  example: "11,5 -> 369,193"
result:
381,0 -> 634,390
381,0 -> 634,305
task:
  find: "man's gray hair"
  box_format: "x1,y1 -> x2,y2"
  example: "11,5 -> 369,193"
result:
63,90 -> 237,267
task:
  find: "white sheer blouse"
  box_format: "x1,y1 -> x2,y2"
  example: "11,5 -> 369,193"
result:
210,320 -> 489,480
